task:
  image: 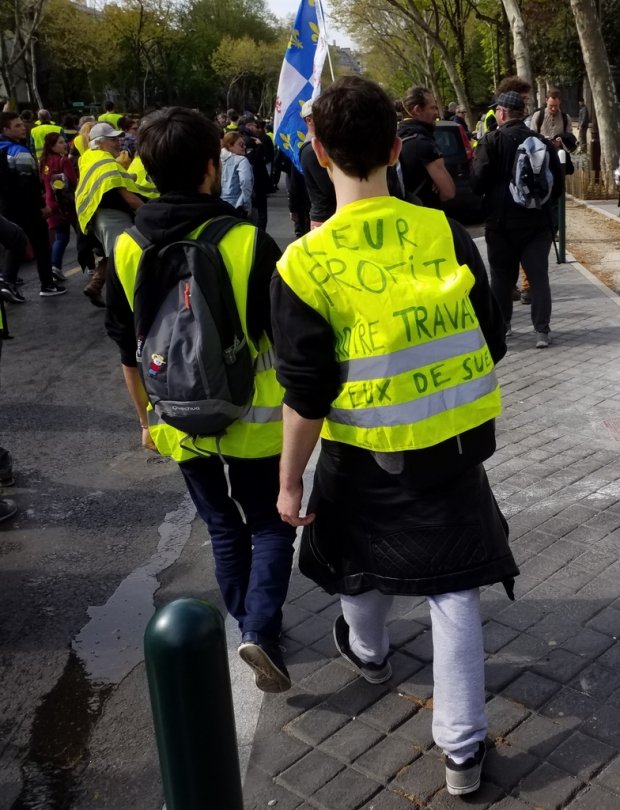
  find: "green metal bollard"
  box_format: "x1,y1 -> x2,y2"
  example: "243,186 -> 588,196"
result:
144,598 -> 244,810
557,149 -> 567,264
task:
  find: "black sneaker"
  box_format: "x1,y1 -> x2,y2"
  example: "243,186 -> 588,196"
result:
520,290 -> 531,304
1,282 -> 26,303
445,740 -> 486,796
333,615 -> 392,684
0,498 -> 17,523
238,632 -> 291,693
40,284 -> 67,297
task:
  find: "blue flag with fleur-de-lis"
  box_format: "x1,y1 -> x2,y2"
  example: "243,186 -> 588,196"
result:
273,0 -> 328,172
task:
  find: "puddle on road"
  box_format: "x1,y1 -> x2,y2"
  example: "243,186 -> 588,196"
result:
11,495 -> 196,808
11,653 -> 111,810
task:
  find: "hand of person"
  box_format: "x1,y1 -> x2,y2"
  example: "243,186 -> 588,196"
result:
142,427 -> 158,453
277,481 -> 315,527
290,212 -> 299,222
41,206 -> 52,218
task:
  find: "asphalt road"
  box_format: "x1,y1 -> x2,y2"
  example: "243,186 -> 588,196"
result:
0,191 -> 306,810
0,191 -> 480,809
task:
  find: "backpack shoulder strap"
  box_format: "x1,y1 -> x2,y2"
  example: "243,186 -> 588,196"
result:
197,215 -> 242,246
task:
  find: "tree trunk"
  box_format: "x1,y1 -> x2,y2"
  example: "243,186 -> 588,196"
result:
384,0 -> 473,129
29,39 -> 43,108
569,0 -> 620,182
500,0 -> 536,107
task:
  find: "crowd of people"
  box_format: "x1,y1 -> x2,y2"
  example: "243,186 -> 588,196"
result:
0,75 -> 579,798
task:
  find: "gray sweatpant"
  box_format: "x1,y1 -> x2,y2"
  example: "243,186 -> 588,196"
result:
341,588 -> 486,763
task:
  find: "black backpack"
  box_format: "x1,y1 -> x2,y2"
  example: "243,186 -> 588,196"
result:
129,216 -> 255,437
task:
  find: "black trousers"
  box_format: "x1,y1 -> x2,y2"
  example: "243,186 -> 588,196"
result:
0,215 -> 28,285
485,226 -> 553,334
3,209 -> 54,288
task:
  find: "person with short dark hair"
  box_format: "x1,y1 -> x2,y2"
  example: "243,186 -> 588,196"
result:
531,89 -> 571,139
99,101 -> 123,128
272,75 -> 517,797
0,112 -> 66,300
473,88 -> 564,347
118,116 -> 139,160
106,106 -> 296,694
398,85 -> 455,208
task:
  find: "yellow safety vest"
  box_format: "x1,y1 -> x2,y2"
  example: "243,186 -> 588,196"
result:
114,220 -> 284,462
128,155 -> 159,199
277,197 -> 501,452
75,148 -> 141,232
31,123 -> 62,158
98,112 -> 123,128
483,107 -> 497,133
0,297 -> 8,338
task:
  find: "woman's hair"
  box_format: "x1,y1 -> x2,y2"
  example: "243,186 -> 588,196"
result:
40,131 -> 64,170
222,131 -> 243,150
402,86 -> 431,118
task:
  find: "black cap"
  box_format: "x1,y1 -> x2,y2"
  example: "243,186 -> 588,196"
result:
496,91 -> 525,112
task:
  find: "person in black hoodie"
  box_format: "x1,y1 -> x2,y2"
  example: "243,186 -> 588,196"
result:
472,90 -> 564,348
105,107 -> 296,694
398,86 -> 455,209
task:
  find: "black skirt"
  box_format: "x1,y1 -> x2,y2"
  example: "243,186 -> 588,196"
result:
300,440 -> 519,598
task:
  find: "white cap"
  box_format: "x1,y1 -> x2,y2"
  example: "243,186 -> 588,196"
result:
89,122 -> 123,142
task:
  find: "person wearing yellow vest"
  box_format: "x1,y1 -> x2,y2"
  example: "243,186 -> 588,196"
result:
76,121 -> 143,307
272,76 -> 519,796
30,109 -> 62,159
127,154 -> 159,199
98,101 -> 123,129
105,106 -> 295,693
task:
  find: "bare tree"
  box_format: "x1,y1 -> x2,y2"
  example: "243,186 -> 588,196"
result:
569,0 -> 620,182
0,0 -> 47,102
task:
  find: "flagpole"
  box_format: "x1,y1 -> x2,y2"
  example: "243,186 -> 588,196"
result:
316,0 -> 335,81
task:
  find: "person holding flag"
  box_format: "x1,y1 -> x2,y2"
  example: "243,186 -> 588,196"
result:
273,0 -> 330,173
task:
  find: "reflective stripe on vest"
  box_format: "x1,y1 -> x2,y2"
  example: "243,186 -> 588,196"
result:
76,149 -> 140,231
276,197 -> 501,452
114,220 -> 284,462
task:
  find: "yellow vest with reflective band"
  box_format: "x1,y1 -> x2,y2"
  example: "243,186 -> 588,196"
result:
483,107 -> 496,133
0,297 -> 7,338
114,220 -> 284,462
128,155 -> 159,199
31,123 -> 62,158
98,112 -> 123,128
76,148 -> 141,232
277,197 -> 501,452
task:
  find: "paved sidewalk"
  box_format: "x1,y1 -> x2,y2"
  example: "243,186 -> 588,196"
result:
243,246 -> 620,809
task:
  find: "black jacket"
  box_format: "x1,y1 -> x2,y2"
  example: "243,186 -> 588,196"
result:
397,119 -> 443,209
299,140 -> 336,222
105,193 -> 280,366
472,119 -> 564,230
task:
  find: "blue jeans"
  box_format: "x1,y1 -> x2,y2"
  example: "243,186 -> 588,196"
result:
180,454 -> 296,641
51,225 -> 70,270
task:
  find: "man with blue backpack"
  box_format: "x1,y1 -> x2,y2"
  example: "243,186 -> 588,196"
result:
105,107 -> 295,693
472,90 -> 564,349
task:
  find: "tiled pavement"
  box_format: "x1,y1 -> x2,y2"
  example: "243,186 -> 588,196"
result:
243,248 -> 620,810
